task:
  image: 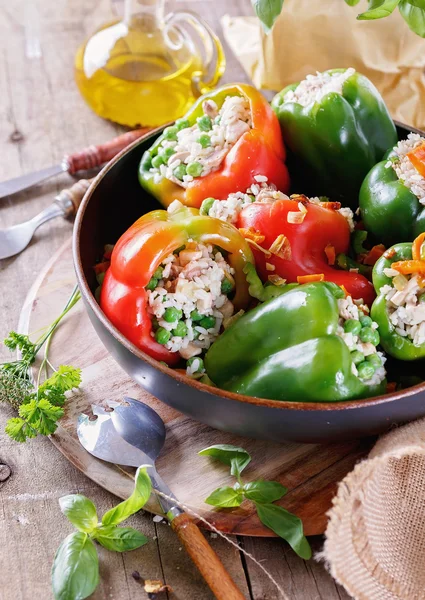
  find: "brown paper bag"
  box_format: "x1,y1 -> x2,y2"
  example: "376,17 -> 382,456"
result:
222,0 -> 425,129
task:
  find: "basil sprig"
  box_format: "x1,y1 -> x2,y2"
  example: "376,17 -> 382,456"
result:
251,0 -> 425,37
199,445 -> 311,560
52,467 -> 151,600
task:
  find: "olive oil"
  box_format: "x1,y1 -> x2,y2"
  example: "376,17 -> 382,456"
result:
74,1 -> 225,128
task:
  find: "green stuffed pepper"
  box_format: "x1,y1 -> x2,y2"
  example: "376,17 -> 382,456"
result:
205,274 -> 387,402
371,232 -> 425,360
271,68 -> 397,208
360,133 -> 425,246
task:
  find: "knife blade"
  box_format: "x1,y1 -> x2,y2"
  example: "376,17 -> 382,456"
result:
0,128 -> 151,200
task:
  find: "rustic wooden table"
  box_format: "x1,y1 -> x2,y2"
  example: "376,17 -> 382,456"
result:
0,1 -> 352,598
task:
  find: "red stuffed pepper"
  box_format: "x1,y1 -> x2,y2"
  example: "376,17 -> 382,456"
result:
138,84 -> 290,208
238,194 -> 375,305
100,202 -> 254,365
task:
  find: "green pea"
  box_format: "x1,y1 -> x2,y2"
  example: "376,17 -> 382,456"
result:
173,164 -> 187,181
172,321 -> 188,337
186,161 -> 203,177
163,126 -> 178,140
153,266 -> 164,280
359,327 -> 380,346
357,361 -> 375,381
221,278 -> 234,295
191,309 -> 203,321
145,277 -> 158,291
187,357 -> 204,373
199,316 -> 216,329
197,115 -> 212,131
175,118 -> 190,131
163,307 -> 182,323
96,271 -> 105,286
198,134 -> 211,148
366,353 -> 382,368
360,315 -> 373,328
155,327 -> 171,345
160,147 -> 176,162
344,319 -> 362,335
350,350 -> 365,365
141,154 -> 152,170
151,154 -> 165,168
200,197 -> 216,216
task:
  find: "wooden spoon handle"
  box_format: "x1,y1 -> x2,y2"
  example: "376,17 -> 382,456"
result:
64,128 -> 151,174
171,513 -> 246,600
55,178 -> 93,218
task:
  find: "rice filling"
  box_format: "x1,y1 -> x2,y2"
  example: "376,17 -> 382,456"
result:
336,296 -> 386,386
385,133 -> 425,204
381,270 -> 425,346
283,68 -> 355,108
146,241 -> 235,366
150,96 -> 252,188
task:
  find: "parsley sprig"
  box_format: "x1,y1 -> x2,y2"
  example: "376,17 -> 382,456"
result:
1,286 -> 81,442
199,444 -> 312,559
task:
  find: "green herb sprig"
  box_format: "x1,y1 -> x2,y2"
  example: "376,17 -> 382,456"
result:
52,466 -> 152,600
252,0 -> 425,38
199,444 -> 311,560
1,286 -> 81,442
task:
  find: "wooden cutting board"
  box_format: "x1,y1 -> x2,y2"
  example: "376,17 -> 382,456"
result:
18,238 -> 374,537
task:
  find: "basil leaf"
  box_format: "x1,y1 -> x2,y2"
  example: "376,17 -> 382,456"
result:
102,466 -> 151,526
205,486 -> 244,508
357,0 -> 401,19
251,0 -> 284,32
199,445 -> 251,478
255,503 -> 311,560
344,0 -> 362,5
51,532 -> 99,600
93,525 -> 148,552
399,0 -> 425,36
59,495 -> 98,533
243,480 -> 288,503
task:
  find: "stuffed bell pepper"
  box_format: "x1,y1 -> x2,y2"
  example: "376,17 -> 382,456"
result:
360,133 -> 425,246
371,233 -> 425,360
205,280 -> 387,402
100,201 -> 254,366
211,190 -> 375,305
271,68 -> 397,208
139,84 -> 290,208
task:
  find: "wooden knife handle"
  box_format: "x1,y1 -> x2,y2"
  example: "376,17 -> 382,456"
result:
55,178 -> 93,218
171,513 -> 246,600
64,128 -> 151,174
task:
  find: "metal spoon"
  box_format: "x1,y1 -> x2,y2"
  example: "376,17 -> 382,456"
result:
77,398 -> 245,600
0,179 -> 92,260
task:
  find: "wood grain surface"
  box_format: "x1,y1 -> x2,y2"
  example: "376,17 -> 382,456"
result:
19,237 -> 373,539
0,0 -> 353,598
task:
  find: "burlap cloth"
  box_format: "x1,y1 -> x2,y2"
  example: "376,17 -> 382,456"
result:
221,0 -> 425,129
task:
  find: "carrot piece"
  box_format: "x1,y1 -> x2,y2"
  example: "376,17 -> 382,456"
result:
340,284 -> 350,297
386,382 -> 397,394
407,142 -> 425,178
320,201 -> 341,211
324,244 -> 336,266
297,274 -> 324,284
238,227 -> 265,244
391,260 -> 425,275
384,248 -> 396,259
412,232 -> 425,261
363,244 -> 386,266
